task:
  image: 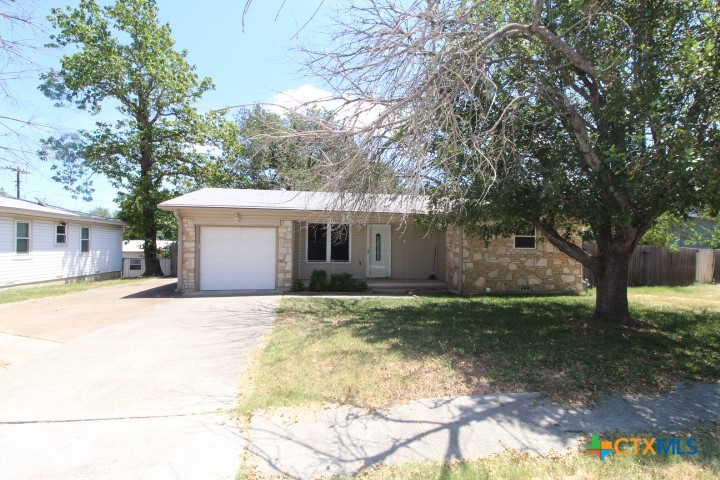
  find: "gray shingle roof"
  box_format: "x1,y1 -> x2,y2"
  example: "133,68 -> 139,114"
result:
0,196 -> 126,226
158,188 -> 428,214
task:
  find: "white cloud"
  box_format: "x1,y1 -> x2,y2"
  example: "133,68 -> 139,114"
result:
269,84 -> 341,114
268,84 -> 386,130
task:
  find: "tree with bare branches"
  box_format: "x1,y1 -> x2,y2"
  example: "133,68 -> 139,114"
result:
0,0 -> 45,165
280,0 -> 720,324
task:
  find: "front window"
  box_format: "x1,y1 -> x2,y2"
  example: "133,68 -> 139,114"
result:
16,222 -> 30,254
307,223 -> 327,262
307,222 -> 350,262
514,228 -> 536,249
81,227 -> 90,253
56,223 -> 67,244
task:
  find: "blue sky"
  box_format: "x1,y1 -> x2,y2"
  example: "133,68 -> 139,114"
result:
0,0 -> 334,212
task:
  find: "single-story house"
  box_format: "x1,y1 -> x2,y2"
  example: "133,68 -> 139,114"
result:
122,239 -> 175,258
121,239 -> 175,278
0,196 -> 126,288
158,188 -> 584,293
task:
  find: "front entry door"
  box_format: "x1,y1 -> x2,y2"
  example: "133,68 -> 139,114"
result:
369,224 -> 391,277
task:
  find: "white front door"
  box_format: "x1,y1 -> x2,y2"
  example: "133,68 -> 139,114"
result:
369,224 -> 391,277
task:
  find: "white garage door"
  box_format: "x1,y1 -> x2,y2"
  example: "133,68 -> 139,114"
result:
199,227 -> 276,290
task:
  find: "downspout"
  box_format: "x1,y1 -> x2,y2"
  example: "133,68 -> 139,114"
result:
172,209 -> 183,293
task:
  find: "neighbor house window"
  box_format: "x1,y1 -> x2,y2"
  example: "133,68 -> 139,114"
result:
15,221 -> 30,254
81,227 -> 90,253
514,228 -> 536,249
56,223 -> 67,244
129,258 -> 142,270
307,222 -> 350,262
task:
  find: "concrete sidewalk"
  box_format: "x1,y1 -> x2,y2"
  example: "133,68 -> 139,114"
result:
245,382 -> 720,479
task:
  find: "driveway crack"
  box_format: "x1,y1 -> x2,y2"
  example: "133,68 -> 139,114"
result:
0,410 -> 231,425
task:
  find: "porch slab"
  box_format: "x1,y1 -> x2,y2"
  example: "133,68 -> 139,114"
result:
366,279 -> 447,294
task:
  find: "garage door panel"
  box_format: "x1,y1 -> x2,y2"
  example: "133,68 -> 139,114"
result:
199,227 -> 276,290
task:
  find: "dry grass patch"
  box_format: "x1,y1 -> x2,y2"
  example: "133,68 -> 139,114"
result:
237,306 -> 487,414
238,287 -> 720,413
628,284 -> 720,311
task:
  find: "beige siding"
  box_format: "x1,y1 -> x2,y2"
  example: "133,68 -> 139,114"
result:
293,221 -> 445,281
391,227 -> 445,280
294,221 -> 367,280
171,207 -> 447,290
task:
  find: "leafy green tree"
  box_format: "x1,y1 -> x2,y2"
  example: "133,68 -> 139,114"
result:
686,213 -> 720,249
39,0 -> 228,276
87,206 -> 114,218
183,105 -> 397,193
639,214 -> 682,251
234,106 -> 381,191
304,0 -> 720,323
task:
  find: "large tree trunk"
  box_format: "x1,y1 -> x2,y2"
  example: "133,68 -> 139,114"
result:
142,209 -> 162,277
593,252 -> 633,323
536,222 -> 639,325
138,152 -> 163,277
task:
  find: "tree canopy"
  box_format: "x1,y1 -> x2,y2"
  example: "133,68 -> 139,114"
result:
297,0 -> 720,323
39,0 -> 233,274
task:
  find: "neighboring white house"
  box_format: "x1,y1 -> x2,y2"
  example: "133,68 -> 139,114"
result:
0,196 -> 126,287
122,239 -> 174,258
121,239 -> 175,278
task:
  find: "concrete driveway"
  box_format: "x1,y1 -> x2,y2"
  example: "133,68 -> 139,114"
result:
0,280 -> 277,480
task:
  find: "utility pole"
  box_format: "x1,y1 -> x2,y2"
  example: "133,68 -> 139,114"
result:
1,167 -> 28,199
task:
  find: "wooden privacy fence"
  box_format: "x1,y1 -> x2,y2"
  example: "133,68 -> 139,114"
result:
582,242 -> 720,287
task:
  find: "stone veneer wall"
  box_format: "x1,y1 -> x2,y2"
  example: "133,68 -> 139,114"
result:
181,217 -> 196,291
276,220 -> 293,290
180,218 -> 293,292
446,229 -> 583,293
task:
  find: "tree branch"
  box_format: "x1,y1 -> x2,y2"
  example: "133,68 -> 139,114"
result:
536,220 -> 598,272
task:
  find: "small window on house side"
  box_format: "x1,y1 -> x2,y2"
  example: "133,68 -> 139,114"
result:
129,258 -> 142,270
514,228 -> 536,249
81,227 -> 90,253
16,222 -> 30,254
56,223 -> 67,244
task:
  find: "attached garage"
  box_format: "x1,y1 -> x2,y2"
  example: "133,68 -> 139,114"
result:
199,226 -> 276,290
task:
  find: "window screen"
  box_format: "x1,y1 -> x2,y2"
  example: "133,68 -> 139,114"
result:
307,223 -> 327,262
16,222 -> 29,254
307,223 -> 350,262
56,223 -> 67,244
81,227 -> 90,253
514,228 -> 536,249
330,224 -> 350,262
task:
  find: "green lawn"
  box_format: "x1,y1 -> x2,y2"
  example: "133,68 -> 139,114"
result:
0,277 -> 158,304
238,284 -> 720,413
